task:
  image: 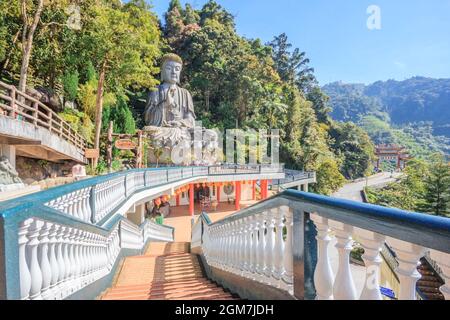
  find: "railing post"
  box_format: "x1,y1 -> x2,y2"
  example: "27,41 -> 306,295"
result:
9,86 -> 16,117
310,214 -> 334,300
33,101 -> 38,126
388,237 -> 426,300
292,208 -> 305,299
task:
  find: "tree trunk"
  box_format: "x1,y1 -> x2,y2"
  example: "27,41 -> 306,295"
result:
1,30 -> 20,72
18,0 -> 44,93
93,60 -> 107,168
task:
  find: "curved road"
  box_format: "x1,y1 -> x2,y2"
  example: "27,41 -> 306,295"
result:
333,172 -> 403,202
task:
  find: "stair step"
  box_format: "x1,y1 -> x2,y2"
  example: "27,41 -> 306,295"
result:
101,241 -> 239,301
108,283 -> 218,295
105,287 -> 230,300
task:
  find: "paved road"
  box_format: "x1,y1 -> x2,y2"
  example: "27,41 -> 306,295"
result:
333,172 -> 403,202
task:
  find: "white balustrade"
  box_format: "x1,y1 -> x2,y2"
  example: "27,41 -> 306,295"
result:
16,213 -> 171,300
199,206 -> 295,294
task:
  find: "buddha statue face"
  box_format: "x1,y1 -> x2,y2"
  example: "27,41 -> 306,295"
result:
161,60 -> 182,85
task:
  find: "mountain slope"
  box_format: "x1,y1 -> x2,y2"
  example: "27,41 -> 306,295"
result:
322,77 -> 450,157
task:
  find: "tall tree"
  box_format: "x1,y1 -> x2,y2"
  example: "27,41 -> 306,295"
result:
80,0 -> 161,166
419,155 -> 450,217
18,0 -> 44,92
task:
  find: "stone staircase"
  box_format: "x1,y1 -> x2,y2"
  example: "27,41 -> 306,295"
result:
417,258 -> 445,300
100,242 -> 238,300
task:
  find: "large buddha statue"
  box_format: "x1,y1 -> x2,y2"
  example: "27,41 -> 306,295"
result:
143,54 -> 221,165
144,54 -> 196,129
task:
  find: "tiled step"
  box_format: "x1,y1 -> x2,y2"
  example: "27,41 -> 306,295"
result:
101,242 -> 239,301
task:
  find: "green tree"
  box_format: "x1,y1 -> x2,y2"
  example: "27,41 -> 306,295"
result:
78,0 -> 161,166
314,159 -> 346,195
329,122 -> 375,179
419,155 -> 450,217
62,70 -> 79,101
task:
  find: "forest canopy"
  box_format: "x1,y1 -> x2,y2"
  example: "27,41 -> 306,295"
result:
0,0 -> 377,195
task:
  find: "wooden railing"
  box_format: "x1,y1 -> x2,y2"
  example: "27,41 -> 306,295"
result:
0,81 -> 86,152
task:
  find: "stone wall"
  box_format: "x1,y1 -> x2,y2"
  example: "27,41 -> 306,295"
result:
16,156 -> 77,185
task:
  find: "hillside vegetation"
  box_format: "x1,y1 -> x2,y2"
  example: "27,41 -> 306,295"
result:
323,78 -> 450,158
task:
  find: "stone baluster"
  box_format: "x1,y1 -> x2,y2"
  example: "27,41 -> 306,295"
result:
354,228 -> 385,300
310,214 -> 335,300
273,208 -> 285,283
249,215 -> 257,276
265,209 -> 276,282
257,213 -> 266,281
84,188 -> 92,222
19,219 -> 32,300
241,218 -> 249,276
230,221 -> 237,273
55,226 -> 66,298
329,220 -> 357,300
238,220 -> 246,274
28,220 -> 44,300
47,223 -> 60,299
74,190 -> 83,220
388,237 -> 427,300
72,229 -> 82,290
80,231 -> 88,284
235,221 -> 242,273
38,222 -> 53,299
429,250 -> 450,300
282,206 -> 294,290
62,227 -> 72,296
228,222 -> 235,272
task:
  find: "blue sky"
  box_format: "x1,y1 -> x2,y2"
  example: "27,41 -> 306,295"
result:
149,0 -> 450,85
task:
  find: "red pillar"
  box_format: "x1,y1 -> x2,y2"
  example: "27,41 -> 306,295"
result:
189,184 -> 194,216
217,184 -> 221,203
235,181 -> 241,211
261,180 -> 268,199
176,194 -> 180,206
252,180 -> 256,200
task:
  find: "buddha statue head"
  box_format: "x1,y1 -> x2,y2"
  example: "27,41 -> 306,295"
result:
161,53 -> 183,85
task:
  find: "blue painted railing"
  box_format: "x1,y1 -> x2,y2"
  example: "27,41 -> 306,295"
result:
191,189 -> 450,300
0,164 -> 287,300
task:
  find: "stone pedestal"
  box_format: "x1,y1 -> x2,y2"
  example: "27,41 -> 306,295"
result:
144,126 -> 221,166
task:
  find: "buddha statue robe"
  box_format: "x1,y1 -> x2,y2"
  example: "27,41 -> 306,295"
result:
144,84 -> 196,129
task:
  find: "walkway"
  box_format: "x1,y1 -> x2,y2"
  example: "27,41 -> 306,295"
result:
333,172 -> 402,202
163,200 -> 260,242
100,242 -> 238,300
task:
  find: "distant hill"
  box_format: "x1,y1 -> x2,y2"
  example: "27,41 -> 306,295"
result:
322,77 -> 450,157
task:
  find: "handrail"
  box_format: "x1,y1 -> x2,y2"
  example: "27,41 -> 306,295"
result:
192,189 -> 450,300
0,165 -> 284,224
0,80 -> 87,153
0,202 -> 174,300
204,190 -> 450,253
0,163 -> 291,300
